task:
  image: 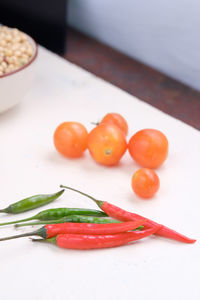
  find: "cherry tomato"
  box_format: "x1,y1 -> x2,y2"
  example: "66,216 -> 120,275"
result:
131,168 -> 160,199
87,123 -> 127,166
100,113 -> 128,136
128,129 -> 168,168
54,122 -> 88,158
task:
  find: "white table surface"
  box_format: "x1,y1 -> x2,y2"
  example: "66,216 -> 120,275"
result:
0,47 -> 199,300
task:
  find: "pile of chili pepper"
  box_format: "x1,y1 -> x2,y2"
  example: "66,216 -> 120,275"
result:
0,186 -> 196,250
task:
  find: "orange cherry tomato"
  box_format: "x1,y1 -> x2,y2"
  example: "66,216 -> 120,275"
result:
128,129 -> 168,168
53,122 -> 88,158
131,168 -> 160,199
87,123 -> 127,166
100,113 -> 128,136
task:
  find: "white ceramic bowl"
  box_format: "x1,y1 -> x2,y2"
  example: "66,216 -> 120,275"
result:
0,32 -> 38,113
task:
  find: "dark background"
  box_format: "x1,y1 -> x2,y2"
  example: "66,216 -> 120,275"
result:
1,0 -> 199,130
0,0 -> 67,54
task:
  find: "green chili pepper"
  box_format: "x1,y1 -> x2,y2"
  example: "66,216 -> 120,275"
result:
0,189 -> 65,215
15,214 -> 120,227
0,208 -> 107,226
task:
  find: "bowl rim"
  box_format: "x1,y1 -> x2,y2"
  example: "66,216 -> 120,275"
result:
0,31 -> 38,79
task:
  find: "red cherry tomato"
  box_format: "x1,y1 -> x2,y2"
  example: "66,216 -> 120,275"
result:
128,129 -> 168,168
131,168 -> 160,199
87,123 -> 127,166
54,122 -> 88,158
100,113 -> 128,136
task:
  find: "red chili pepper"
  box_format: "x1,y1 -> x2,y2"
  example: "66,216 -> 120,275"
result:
32,226 -> 159,250
45,219 -> 146,238
60,185 -> 196,244
0,219 -> 145,242
101,202 -> 196,244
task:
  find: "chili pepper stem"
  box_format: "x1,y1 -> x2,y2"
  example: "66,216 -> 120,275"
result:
0,231 -> 38,242
0,207 -> 12,213
31,237 -> 56,244
15,219 -> 71,228
60,185 -> 104,209
0,216 -> 35,227
0,227 -> 47,241
15,221 -> 49,227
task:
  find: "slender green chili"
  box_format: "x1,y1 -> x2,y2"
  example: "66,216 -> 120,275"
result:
0,208 -> 107,226
15,215 -> 120,227
0,189 -> 65,214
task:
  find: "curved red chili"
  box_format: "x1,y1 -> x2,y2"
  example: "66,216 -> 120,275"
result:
60,185 -> 196,244
100,202 -> 196,244
32,226 -> 159,250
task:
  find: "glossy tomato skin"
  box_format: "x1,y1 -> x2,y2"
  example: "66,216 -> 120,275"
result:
131,168 -> 160,199
87,124 -> 127,166
128,129 -> 168,168
100,113 -> 128,136
54,122 -> 88,158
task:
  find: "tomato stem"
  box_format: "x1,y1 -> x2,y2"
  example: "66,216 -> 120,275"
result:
60,185 -> 104,209
105,149 -> 112,155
